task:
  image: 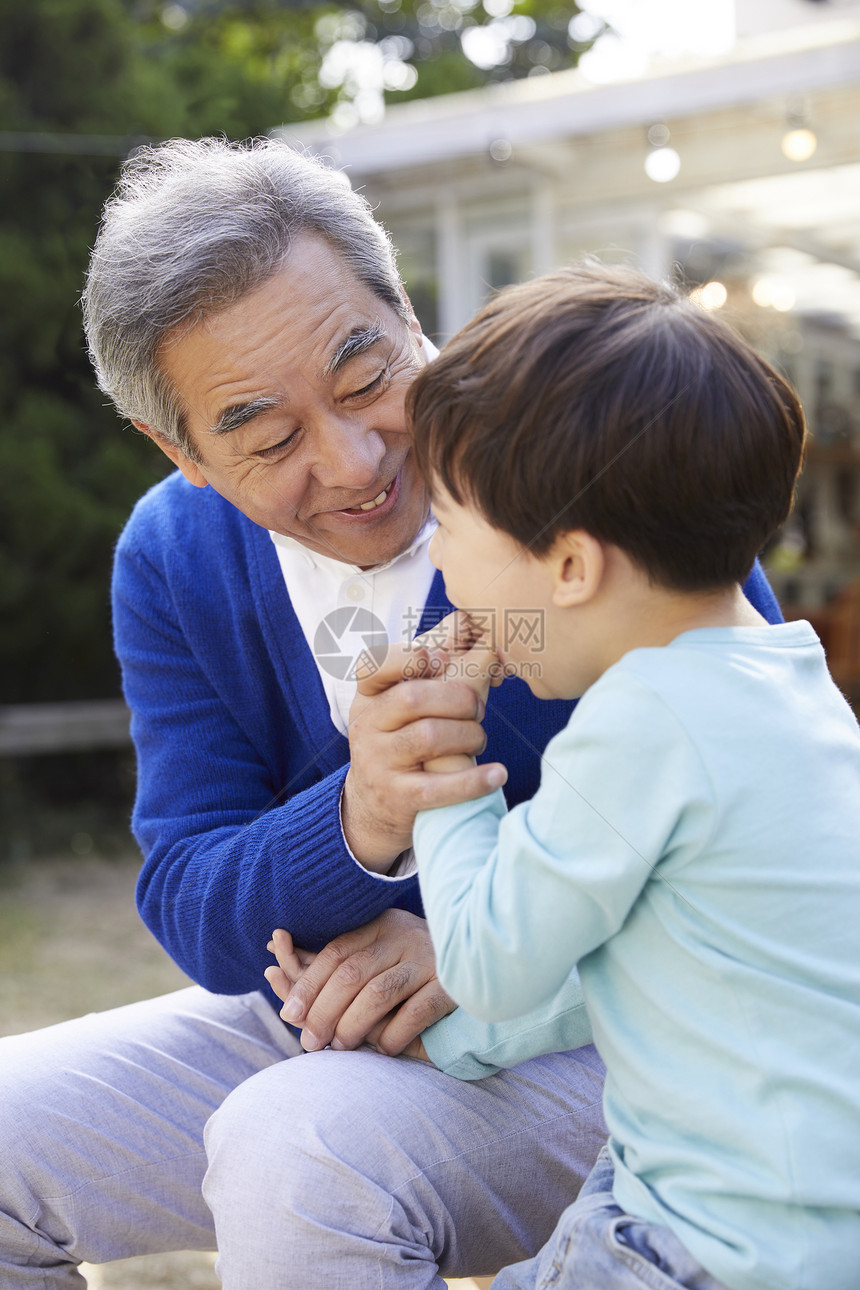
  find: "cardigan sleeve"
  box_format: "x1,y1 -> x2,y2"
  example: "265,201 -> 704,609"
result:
112,491 -> 423,998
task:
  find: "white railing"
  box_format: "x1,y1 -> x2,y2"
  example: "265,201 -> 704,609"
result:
0,701 -> 131,756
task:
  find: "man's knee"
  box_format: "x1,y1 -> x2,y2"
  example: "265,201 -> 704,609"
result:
204,1048 -> 392,1189
203,1045 -> 455,1235
203,1046 -> 606,1284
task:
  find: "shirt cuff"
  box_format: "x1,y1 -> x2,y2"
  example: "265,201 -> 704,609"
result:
338,787 -> 417,882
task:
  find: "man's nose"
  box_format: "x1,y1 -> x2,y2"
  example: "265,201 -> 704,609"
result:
311,417 -> 385,490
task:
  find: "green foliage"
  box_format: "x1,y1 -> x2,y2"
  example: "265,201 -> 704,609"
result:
0,0 -> 590,704
0,0 -> 185,703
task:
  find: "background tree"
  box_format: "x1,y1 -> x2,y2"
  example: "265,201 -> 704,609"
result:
0,0 -> 185,706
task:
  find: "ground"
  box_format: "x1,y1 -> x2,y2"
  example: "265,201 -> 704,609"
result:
0,853 -> 490,1290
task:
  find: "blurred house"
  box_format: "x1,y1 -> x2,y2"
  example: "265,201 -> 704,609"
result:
276,0 -> 860,686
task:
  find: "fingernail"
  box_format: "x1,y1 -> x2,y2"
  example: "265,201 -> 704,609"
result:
330,1038 -> 346,1051
301,1030 -> 320,1051
280,997 -> 303,1022
487,766 -> 507,788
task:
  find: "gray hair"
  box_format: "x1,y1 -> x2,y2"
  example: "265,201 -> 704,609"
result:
82,136 -> 407,462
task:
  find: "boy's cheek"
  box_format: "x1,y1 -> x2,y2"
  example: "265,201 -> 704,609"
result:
428,531 -> 443,569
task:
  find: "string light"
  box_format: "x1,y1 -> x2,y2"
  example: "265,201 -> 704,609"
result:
690,281 -> 727,311
781,127 -> 817,162
645,123 -> 680,183
752,276 -> 796,312
781,99 -> 817,162
645,146 -> 681,183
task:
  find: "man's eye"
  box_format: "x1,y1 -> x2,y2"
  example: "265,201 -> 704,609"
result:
349,369 -> 387,399
257,432 -> 299,459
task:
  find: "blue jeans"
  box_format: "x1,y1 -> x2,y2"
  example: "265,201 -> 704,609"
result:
491,1146 -> 729,1290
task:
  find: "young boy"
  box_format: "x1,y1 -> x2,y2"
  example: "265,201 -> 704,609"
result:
406,263 -> 860,1290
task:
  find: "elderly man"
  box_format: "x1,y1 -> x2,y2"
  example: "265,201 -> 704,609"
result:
0,138 -> 781,1289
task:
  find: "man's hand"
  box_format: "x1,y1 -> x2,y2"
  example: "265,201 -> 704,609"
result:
342,617 -> 507,869
264,909 -> 453,1057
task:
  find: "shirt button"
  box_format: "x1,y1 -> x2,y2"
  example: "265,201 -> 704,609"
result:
346,583 -> 365,602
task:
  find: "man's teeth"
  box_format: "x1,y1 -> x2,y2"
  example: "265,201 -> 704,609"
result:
355,486 -> 390,511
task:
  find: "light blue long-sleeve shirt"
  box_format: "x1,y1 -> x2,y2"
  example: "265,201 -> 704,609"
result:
414,622 -> 860,1290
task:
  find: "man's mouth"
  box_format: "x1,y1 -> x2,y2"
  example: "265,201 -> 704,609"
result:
328,471 -> 402,521
344,482 -> 393,513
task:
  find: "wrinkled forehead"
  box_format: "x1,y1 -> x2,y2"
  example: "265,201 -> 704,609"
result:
158,236 -> 409,442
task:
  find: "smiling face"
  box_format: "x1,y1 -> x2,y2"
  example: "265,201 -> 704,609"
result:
147,233 -> 431,568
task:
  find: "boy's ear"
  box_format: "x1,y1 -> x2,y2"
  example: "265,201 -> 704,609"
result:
131,419 -> 209,488
549,531 -> 605,608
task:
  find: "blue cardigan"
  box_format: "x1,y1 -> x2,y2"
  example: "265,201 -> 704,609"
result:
113,471 -> 782,1006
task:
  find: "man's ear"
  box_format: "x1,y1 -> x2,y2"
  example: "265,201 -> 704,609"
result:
398,285 -> 423,343
549,531 -> 605,608
131,420 -> 208,488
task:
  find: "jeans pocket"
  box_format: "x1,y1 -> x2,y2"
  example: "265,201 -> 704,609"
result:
608,1214 -> 694,1290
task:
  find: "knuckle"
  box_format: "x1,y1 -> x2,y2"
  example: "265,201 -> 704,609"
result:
379,907 -> 409,933
326,935 -> 358,964
442,679 -> 475,713
366,963 -> 413,1004
398,681 -> 424,714
426,985 -> 452,1016
332,957 -> 366,989
397,719 -> 430,763
416,774 -> 444,809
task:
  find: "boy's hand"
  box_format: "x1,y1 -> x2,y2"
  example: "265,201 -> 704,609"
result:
405,609 -> 504,688
264,910 -> 452,1058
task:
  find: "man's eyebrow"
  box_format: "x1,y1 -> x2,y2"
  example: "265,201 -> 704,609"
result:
210,396 -> 282,437
325,323 -> 388,377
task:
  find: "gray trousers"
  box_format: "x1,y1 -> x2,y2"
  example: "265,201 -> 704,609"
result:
0,986 -> 606,1289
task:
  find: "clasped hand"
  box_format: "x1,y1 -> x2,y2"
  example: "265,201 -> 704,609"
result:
265,910 -> 439,1061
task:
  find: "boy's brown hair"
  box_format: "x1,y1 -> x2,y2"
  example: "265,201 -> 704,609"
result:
409,262 -> 806,591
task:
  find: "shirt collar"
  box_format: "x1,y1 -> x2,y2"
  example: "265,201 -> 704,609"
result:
269,513 -> 437,579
